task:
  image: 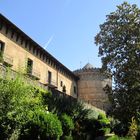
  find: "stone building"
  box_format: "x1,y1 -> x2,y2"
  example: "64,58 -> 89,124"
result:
74,63 -> 112,110
0,14 -> 111,111
0,14 -> 78,98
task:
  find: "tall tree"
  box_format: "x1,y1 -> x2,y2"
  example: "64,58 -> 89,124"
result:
95,2 -> 140,124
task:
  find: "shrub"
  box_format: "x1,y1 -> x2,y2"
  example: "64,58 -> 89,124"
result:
127,117 -> 138,139
60,114 -> 74,139
0,74 -> 57,139
42,113 -> 63,139
112,121 -> 128,137
61,114 -> 74,133
97,113 -> 110,135
19,111 -> 63,140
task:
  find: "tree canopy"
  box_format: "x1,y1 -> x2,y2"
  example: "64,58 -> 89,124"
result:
95,2 -> 140,123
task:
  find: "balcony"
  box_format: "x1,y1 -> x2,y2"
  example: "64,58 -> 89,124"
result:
27,69 -> 40,80
44,79 -> 57,89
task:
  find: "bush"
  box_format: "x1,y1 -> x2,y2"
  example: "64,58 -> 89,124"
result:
127,117 -> 138,139
60,114 -> 74,139
112,122 -> 128,137
0,74 -> 61,140
61,114 -> 74,133
97,113 -> 110,135
20,111 -> 63,140
42,113 -> 63,139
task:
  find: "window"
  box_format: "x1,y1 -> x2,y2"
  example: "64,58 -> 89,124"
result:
0,41 -> 4,62
48,71 -> 52,84
62,85 -> 66,93
0,41 -> 5,52
0,22 -> 2,30
27,58 -> 33,74
74,86 -> 77,94
60,81 -> 63,87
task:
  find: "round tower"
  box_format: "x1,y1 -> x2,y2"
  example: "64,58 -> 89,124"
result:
74,63 -> 112,111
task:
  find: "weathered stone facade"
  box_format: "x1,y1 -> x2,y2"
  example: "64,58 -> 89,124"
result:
74,63 -> 112,111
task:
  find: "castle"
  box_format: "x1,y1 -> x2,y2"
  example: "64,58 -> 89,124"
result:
0,14 -> 111,111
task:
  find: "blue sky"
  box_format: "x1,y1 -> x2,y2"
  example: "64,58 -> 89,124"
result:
0,0 -> 140,70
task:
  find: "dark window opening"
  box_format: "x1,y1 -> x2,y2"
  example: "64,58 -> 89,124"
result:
27,58 -> 33,74
0,41 -> 5,52
6,27 -> 8,34
0,22 -> 3,30
60,81 -> 63,87
0,41 -> 5,62
48,71 -> 52,84
74,86 -> 77,94
62,85 -> 66,93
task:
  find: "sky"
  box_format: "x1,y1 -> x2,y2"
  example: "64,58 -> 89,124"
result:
0,0 -> 140,71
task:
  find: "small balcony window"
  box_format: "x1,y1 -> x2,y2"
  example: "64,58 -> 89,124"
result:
27,58 -> 33,74
0,41 -> 5,63
60,81 -> 63,87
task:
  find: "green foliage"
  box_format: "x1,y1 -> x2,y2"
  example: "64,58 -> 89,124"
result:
98,113 -> 110,125
95,1 -> 140,124
97,113 -> 111,135
0,69 -> 112,139
43,113 -> 63,139
45,90 -> 92,121
60,114 -> 74,135
20,111 -> 63,140
127,117 -> 138,139
107,135 -> 132,140
0,72 -> 64,140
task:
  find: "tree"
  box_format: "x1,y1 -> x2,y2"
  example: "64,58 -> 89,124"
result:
95,2 -> 140,124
